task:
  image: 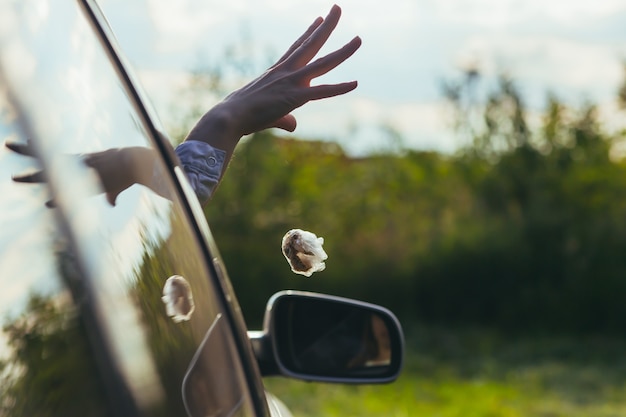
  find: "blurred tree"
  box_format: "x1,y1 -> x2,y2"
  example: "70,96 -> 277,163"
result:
0,294 -> 108,417
423,70 -> 626,333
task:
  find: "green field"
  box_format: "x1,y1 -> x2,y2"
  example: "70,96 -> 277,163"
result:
264,324 -> 626,417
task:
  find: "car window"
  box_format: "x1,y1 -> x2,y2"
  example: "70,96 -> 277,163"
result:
0,1 -> 259,416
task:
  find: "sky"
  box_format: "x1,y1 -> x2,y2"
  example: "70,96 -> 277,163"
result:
99,0 -> 626,155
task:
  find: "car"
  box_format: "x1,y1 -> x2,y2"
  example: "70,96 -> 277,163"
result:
0,1 -> 404,416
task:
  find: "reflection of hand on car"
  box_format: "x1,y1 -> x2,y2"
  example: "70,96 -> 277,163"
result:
7,140 -> 167,207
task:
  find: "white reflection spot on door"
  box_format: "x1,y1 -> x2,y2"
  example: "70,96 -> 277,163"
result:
162,275 -> 195,322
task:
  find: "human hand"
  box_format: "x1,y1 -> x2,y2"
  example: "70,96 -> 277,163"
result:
225,3 -> 361,135
186,4 -> 361,147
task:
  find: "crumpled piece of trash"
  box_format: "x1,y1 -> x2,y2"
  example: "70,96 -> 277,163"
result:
281,229 -> 328,277
161,275 -> 195,322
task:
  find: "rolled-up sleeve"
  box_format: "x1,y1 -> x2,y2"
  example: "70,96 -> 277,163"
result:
175,140 -> 226,205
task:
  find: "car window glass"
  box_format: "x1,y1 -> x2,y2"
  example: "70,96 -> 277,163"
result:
0,2 -> 256,416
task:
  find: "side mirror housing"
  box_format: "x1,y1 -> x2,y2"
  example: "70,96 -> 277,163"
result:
249,290 -> 404,384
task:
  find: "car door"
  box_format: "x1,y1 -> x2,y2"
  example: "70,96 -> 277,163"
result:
0,1 -> 270,416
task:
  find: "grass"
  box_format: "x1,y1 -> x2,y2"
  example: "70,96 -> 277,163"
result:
263,324 -> 626,416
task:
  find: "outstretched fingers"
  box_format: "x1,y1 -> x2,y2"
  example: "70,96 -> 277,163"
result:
287,4 -> 342,68
12,170 -> 46,183
273,16 -> 324,67
299,36 -> 361,82
6,139 -> 46,182
5,140 -> 36,157
306,80 -> 358,101
213,4 -> 361,138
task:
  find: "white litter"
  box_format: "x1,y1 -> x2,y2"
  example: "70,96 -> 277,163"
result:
281,229 -> 328,277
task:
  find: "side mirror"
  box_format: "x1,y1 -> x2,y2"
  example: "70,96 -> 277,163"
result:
249,290 -> 404,384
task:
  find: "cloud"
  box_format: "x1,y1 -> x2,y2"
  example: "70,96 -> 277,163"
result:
434,0 -> 626,26
289,95 -> 457,155
453,34 -> 625,106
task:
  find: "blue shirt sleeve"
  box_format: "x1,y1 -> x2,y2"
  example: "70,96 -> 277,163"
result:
174,140 -> 226,205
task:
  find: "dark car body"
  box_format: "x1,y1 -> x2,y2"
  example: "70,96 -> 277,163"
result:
0,1 -> 403,416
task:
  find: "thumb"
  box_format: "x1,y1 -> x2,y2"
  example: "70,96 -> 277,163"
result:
270,114 -> 297,132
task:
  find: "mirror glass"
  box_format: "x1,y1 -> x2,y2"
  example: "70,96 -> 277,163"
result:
272,295 -> 402,380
